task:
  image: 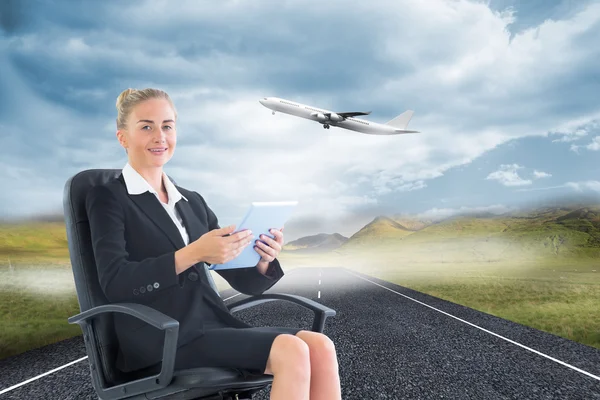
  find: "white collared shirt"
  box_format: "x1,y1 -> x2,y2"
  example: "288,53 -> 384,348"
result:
122,163 -> 190,245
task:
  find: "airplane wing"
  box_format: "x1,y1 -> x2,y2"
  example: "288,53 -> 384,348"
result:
336,111 -> 371,118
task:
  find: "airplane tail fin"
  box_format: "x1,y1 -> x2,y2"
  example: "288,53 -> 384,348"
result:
386,110 -> 414,130
386,110 -> 419,133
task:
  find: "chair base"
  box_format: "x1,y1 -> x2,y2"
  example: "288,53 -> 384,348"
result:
120,388 -> 262,400
151,388 -> 261,400
139,389 -> 261,400
110,386 -> 263,400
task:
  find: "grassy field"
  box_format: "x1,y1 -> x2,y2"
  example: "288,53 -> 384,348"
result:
1,206 -> 599,360
0,222 -> 80,359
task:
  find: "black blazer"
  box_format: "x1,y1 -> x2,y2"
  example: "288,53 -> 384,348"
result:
85,173 -> 284,372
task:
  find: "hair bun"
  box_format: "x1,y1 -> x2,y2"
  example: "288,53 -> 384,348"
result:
116,88 -> 137,110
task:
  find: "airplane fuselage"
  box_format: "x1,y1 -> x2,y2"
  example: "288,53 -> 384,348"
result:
259,97 -> 410,135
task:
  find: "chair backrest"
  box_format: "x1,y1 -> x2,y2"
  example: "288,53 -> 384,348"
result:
63,168 -> 220,384
63,169 -> 124,385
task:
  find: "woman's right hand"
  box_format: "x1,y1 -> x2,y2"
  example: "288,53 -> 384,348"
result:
193,225 -> 254,265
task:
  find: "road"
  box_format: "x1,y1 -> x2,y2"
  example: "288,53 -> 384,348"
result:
1,267 -> 599,399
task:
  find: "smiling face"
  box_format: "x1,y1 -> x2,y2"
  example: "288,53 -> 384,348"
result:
117,98 -> 177,169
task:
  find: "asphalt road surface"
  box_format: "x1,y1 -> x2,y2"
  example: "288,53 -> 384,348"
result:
1,267 -> 599,399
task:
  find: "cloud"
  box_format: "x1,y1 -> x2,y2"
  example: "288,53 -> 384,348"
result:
586,136 -> 600,151
516,184 -> 567,193
551,128 -> 589,143
570,135 -> 600,152
565,180 -> 600,193
516,180 -> 600,194
550,118 -> 599,143
486,164 -> 532,186
1,0 -> 600,237
533,170 -> 552,179
553,117 -> 600,154
413,204 -> 514,221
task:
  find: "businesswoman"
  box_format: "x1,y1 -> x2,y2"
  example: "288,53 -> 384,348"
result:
85,88 -> 341,400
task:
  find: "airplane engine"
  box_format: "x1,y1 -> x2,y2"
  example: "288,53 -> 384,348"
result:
328,112 -> 343,122
312,112 -> 328,122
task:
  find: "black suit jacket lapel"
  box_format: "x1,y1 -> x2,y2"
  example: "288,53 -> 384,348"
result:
175,200 -> 203,243
118,174 -> 185,250
175,199 -> 208,283
175,200 -> 213,280
175,198 -> 229,307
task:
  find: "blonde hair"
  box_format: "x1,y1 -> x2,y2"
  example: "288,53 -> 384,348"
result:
115,88 -> 177,130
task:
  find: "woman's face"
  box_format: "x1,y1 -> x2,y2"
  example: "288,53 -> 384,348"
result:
118,98 -> 177,168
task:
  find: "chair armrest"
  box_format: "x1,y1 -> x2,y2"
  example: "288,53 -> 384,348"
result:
68,303 -> 179,330
227,293 -> 336,333
68,303 -> 179,400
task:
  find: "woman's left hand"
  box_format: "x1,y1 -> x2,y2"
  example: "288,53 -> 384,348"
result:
255,228 -> 284,273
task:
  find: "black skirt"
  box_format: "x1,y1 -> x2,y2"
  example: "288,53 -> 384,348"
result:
173,306 -> 302,375
174,325 -> 302,375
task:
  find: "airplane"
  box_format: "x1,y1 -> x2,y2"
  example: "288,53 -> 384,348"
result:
258,96 -> 420,135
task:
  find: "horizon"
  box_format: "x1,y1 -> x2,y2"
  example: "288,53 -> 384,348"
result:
4,193 -> 598,242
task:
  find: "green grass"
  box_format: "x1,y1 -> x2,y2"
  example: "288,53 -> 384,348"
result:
0,222 -> 70,263
0,287 -> 82,359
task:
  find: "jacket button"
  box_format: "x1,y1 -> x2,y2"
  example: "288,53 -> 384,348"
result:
133,289 -> 139,295
188,272 -> 198,281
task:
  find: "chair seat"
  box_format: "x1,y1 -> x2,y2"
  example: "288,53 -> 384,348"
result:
141,367 -> 273,399
173,367 -> 272,388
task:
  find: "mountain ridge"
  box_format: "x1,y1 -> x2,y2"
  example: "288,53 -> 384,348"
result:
283,203 -> 600,258
283,232 -> 348,253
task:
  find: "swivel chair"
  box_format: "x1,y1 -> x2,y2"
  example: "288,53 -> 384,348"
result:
63,169 -> 336,400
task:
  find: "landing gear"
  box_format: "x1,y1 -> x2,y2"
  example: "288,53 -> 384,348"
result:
323,124 -> 330,129
272,111 -> 275,115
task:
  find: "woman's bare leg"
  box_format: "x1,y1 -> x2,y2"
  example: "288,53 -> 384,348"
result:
295,330 -> 341,400
264,334 -> 311,400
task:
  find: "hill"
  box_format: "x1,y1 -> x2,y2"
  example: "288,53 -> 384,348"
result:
555,207 -> 600,246
337,216 -> 415,250
283,233 -> 348,253
389,215 -> 433,231
333,204 -> 600,264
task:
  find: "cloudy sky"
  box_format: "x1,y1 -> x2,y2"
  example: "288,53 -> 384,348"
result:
1,0 -> 599,241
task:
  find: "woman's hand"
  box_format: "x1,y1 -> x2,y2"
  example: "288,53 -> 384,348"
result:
255,228 -> 284,274
193,225 -> 254,265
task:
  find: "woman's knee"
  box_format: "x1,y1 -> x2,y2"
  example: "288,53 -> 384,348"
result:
318,334 -> 336,355
297,331 -> 338,361
313,334 -> 338,369
265,334 -> 310,375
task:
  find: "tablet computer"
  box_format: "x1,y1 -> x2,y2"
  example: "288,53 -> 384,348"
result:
209,201 -> 298,270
